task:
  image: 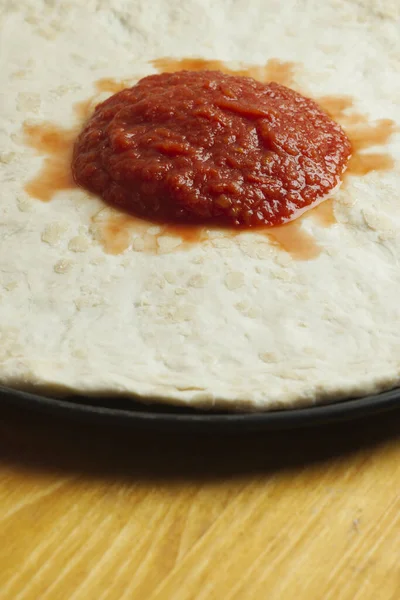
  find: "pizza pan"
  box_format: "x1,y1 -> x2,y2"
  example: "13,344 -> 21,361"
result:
1,385 -> 399,432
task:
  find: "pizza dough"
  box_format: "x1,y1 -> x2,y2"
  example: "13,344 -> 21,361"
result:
1,0 -> 400,411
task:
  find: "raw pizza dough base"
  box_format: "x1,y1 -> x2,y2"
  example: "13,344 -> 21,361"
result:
1,0 -> 400,411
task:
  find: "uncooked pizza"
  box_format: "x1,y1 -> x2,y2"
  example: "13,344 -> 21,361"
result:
1,0 -> 400,410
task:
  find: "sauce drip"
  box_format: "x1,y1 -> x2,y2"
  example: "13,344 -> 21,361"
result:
92,212 -> 206,255
151,57 -> 298,88
309,199 -> 336,227
318,97 -> 396,176
23,123 -> 75,201
268,223 -> 320,261
22,57 -> 397,260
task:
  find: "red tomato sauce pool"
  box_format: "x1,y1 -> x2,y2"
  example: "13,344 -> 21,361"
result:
72,70 -> 351,227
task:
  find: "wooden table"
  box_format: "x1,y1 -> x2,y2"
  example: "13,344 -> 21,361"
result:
0,402 -> 399,600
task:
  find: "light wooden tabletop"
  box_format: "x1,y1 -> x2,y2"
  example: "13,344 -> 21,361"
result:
0,402 -> 399,600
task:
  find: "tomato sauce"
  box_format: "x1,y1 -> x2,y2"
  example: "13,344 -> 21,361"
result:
72,70 -> 351,228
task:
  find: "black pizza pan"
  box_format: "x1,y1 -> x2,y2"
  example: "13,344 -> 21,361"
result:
1,385 -> 399,432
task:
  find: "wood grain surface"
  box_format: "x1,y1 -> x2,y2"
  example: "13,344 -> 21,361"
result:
0,402 -> 399,600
